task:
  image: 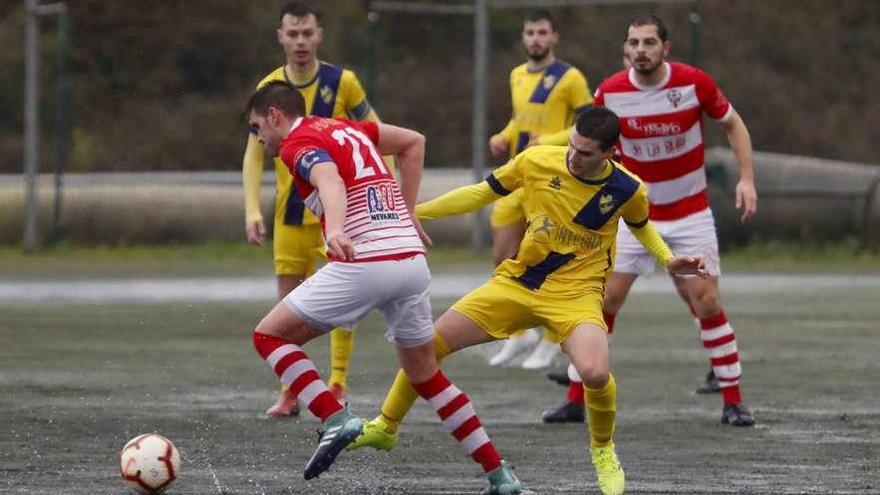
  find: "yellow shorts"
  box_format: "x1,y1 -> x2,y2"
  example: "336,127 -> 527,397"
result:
273,222 -> 326,276
490,188 -> 527,228
450,276 -> 607,344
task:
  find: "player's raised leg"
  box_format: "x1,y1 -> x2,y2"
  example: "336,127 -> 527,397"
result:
563,322 -> 625,495
265,273 -> 307,418
252,300 -> 363,480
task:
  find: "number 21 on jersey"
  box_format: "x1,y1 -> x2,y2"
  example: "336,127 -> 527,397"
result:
331,127 -> 387,180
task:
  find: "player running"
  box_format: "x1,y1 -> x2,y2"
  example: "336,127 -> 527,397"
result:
245,81 -> 521,493
349,105 -> 707,495
542,15 -> 757,427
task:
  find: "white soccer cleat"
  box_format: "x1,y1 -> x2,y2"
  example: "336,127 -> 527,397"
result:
521,339 -> 560,369
488,328 -> 539,367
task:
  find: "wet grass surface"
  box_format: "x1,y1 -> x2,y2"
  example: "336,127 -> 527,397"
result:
2,283 -> 879,494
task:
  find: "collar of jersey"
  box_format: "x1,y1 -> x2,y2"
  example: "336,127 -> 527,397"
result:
567,160 -> 613,185
628,61 -> 671,91
284,62 -> 321,89
289,117 -> 304,134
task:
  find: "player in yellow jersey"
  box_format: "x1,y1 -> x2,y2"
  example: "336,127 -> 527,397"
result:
487,10 -> 594,370
349,106 -> 707,495
241,2 -> 384,417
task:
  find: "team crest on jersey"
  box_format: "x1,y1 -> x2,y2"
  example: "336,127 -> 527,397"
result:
667,89 -> 682,108
529,215 -> 556,243
542,74 -> 557,90
320,85 -> 335,105
366,183 -> 400,222
598,194 -> 615,214
548,176 -> 562,190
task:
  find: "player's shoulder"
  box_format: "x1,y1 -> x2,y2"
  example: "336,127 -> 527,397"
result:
256,66 -> 286,89
610,161 -> 646,192
555,60 -> 586,80
597,69 -> 633,92
668,61 -> 714,85
523,144 -> 565,159
520,145 -> 567,171
510,62 -> 530,78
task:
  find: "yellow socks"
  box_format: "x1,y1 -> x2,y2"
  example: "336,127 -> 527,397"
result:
586,373 -> 617,447
329,328 -> 355,391
379,332 -> 452,433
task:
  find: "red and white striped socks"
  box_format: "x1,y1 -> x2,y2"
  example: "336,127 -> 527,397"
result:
411,370 -> 502,473
253,332 -> 342,422
699,311 -> 743,404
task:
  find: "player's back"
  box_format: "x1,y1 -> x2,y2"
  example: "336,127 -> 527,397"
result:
494,146 -> 647,294
280,117 -> 424,262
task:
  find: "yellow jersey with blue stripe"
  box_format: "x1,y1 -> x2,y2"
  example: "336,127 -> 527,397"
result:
256,62 -> 371,226
487,145 -> 650,295
495,61 -> 592,158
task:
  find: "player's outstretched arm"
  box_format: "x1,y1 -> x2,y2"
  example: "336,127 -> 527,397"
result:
416,182 -> 502,221
720,110 -> 757,223
242,133 -> 266,245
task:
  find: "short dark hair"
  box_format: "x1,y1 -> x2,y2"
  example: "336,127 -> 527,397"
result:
574,105 -> 620,151
524,9 -> 556,31
280,2 -> 321,25
245,81 -> 306,118
625,14 -> 668,42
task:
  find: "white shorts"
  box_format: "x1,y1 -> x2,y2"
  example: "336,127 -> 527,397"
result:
615,208 -> 722,276
283,254 -> 434,348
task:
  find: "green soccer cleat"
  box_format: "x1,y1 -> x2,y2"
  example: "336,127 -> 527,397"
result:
481,460 -> 522,495
590,442 -> 625,495
346,415 -> 399,451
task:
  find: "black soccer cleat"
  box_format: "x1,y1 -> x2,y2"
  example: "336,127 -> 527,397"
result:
696,369 -> 721,394
721,403 -> 755,427
541,401 -> 585,423
546,370 -> 571,386
303,408 -> 364,480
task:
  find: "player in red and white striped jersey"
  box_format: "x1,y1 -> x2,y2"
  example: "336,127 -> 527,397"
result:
543,15 -> 757,427
244,81 -> 520,492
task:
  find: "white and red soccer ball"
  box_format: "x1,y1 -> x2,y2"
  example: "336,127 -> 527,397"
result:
119,433 -> 180,494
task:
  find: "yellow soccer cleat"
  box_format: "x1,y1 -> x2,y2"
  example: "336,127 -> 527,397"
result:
590,442 -> 625,495
346,415 -> 399,451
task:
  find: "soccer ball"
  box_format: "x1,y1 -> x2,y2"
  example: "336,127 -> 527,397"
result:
119,433 -> 181,494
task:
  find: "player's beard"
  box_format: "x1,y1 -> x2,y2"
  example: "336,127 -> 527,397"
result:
631,55 -> 662,76
527,46 -> 550,62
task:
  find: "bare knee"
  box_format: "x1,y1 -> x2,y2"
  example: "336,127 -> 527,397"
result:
578,366 -> 609,390
398,341 -> 439,384
691,291 -> 723,318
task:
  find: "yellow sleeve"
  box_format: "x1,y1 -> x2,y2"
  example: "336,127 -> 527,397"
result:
568,68 -> 593,109
340,70 -> 372,120
628,221 -> 674,266
416,182 -> 501,220
242,133 -> 266,223
619,184 -> 673,265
